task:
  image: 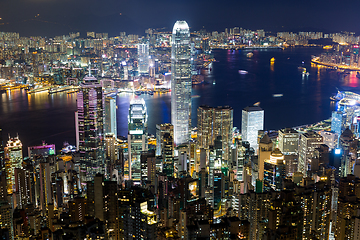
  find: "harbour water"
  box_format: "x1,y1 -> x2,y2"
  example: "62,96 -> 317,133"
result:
1,47 -> 360,152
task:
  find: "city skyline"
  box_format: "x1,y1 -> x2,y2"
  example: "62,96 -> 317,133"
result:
0,0 -> 360,37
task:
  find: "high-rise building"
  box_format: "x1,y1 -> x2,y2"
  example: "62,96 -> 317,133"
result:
298,131 -> 323,177
263,148 -> 285,191
331,111 -> 345,139
28,142 -> 55,158
4,136 -> 22,194
171,20 -> 192,146
104,96 -> 117,136
320,131 -> 338,150
197,105 -> 233,165
241,105 -> 264,153
75,71 -> 104,182
138,43 -> 149,74
127,98 -> 148,182
258,134 -> 273,182
0,127 -> 4,171
278,128 -> 299,155
339,128 -> 357,177
156,124 -> 174,176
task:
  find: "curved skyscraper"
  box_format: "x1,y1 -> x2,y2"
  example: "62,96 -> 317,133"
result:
171,20 -> 191,145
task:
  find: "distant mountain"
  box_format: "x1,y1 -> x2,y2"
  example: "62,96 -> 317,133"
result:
0,13 -> 147,37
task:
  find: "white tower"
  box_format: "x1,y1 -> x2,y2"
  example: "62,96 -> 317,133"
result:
171,20 -> 192,146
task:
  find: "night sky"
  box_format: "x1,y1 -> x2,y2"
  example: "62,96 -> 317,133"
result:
0,0 -> 359,37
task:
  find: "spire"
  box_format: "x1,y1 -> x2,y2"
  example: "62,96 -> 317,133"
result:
88,61 -> 91,77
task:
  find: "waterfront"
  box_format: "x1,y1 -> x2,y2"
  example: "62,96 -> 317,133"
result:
2,47 -> 360,153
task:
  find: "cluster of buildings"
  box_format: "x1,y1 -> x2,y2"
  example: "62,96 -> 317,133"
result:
314,44 -> 360,69
3,21 -> 360,240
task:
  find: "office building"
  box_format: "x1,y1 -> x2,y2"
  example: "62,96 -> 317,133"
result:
241,105 -> 264,153
258,133 -> 273,182
278,128 -> 299,155
28,142 -> 55,158
75,71 -> 104,182
298,131 -> 323,177
171,20 -> 192,145
197,105 -> 233,164
4,136 -> 23,195
104,96 -> 117,137
0,127 -> 4,171
156,123 -> 174,158
138,43 -> 149,74
320,131 -> 338,150
128,98 -> 148,182
331,111 -> 345,138
339,128 -> 357,177
263,148 -> 285,191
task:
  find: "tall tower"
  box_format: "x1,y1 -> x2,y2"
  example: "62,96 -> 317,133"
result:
171,20 -> 192,146
127,98 -> 148,182
241,105 -> 264,153
138,43 -> 149,74
4,135 -> 23,194
75,71 -> 104,182
104,96 -> 117,137
197,105 -> 233,165
298,131 -> 323,177
0,127 -> 4,171
339,128 -> 357,177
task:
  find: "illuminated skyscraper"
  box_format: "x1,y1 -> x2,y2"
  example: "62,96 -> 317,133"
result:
0,127 -> 4,171
171,20 -> 192,145
241,105 -> 264,153
197,105 -> 233,165
155,124 -> 174,175
75,71 -> 104,182
298,131 -> 323,177
278,128 -> 299,155
4,136 -> 23,194
127,98 -> 148,182
104,96 -> 117,137
331,111 -> 345,141
339,128 -> 357,177
138,43 -> 149,74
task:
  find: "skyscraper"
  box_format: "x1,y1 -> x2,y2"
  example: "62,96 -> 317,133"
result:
241,105 -> 264,153
138,43 -> 149,74
155,124 -> 174,176
75,71 -> 104,182
0,127 -> 4,172
278,128 -> 299,155
104,96 -> 117,137
127,98 -> 148,182
298,131 -> 323,177
197,105 -> 233,164
171,20 -> 192,146
4,136 -> 23,194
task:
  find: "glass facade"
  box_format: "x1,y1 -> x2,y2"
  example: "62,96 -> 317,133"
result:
127,98 -> 148,182
241,106 -> 264,153
138,43 -> 149,74
171,21 -> 192,145
76,75 -> 104,182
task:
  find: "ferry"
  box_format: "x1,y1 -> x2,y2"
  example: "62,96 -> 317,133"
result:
246,52 -> 254,58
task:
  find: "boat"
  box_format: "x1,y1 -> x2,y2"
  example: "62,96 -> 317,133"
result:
246,52 -> 254,58
272,94 -> 283,98
270,57 -> 275,63
238,70 -> 248,74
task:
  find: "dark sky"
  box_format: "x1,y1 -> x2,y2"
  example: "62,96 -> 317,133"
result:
0,0 -> 359,37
